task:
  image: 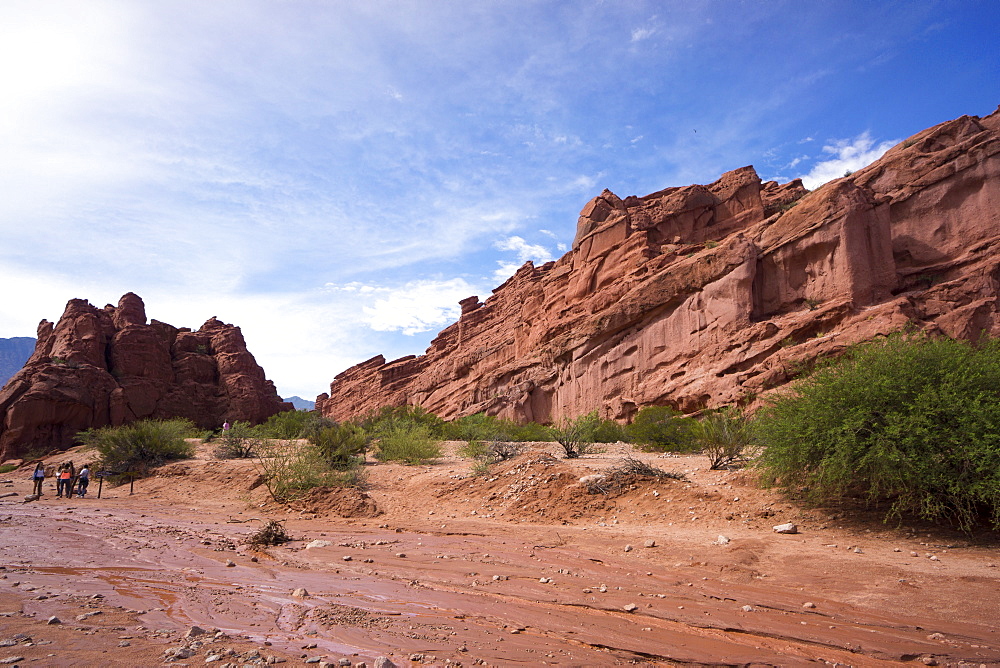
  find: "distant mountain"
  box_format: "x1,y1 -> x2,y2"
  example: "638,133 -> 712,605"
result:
283,395 -> 316,411
0,337 -> 35,387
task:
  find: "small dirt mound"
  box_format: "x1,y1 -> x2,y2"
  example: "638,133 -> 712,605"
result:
290,486 -> 381,518
440,454 -> 691,524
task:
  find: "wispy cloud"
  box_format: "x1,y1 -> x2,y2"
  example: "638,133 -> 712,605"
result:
492,236 -> 554,281
360,278 -> 480,336
799,132 -> 898,190
631,26 -> 656,43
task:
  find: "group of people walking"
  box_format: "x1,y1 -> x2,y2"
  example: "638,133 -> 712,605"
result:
32,461 -> 90,498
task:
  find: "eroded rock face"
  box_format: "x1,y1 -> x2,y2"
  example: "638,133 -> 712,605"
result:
317,108 -> 1000,424
0,293 -> 292,460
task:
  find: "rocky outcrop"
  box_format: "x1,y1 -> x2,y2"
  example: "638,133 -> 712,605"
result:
318,108 -> 1000,425
0,293 -> 291,460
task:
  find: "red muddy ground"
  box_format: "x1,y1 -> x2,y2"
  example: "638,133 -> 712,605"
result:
0,441 -> 998,667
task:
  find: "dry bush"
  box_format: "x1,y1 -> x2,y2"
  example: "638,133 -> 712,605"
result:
586,456 -> 687,495
245,519 -> 290,548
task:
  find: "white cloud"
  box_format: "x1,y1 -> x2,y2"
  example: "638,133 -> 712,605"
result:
492,236 -> 554,282
799,132 -> 898,190
494,236 -> 553,263
361,278 -> 480,336
631,27 -> 656,42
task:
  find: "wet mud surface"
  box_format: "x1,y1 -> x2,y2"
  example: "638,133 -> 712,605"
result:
1,445 -> 999,666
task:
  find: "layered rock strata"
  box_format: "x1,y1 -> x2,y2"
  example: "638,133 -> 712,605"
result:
0,293 -> 291,460
318,108 -> 1000,424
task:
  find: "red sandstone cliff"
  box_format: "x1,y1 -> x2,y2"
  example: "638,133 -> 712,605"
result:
0,293 -> 292,460
318,108 -> 1000,424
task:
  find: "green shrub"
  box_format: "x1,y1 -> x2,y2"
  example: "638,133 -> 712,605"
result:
308,423 -> 367,469
593,418 -> 626,443
256,410 -> 334,440
508,421 -> 556,442
443,413 -> 510,441
551,411 -> 601,458
690,407 -> 756,469
359,405 -> 447,439
372,424 -> 441,464
457,437 -> 523,472
755,334 -> 1000,531
0,463 -> 17,474
78,419 -> 197,478
625,406 -> 696,451
214,421 -> 263,459
457,439 -> 490,461
255,440 -> 366,502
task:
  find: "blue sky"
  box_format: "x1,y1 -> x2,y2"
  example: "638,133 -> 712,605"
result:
1,0 -> 997,399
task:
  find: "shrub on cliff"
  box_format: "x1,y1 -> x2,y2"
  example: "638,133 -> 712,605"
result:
625,406 -> 697,452
79,418 -> 197,478
755,334 -> 1000,531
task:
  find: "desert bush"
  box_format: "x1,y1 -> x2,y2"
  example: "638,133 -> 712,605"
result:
507,421 -> 557,442
359,405 -> 447,439
552,411 -> 602,458
755,334 -> 1000,531
308,423 -> 368,469
214,421 -> 263,459
458,436 -> 523,472
245,519 -> 291,548
443,413 -> 507,441
255,440 -> 366,502
625,405 -> 696,451
691,407 -> 756,470
372,424 -> 441,464
78,418 -> 197,478
592,418 -> 626,443
256,410 -> 334,440
0,464 -> 17,474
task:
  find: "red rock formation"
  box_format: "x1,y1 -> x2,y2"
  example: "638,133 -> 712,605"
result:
317,108 -> 1000,425
0,293 -> 291,460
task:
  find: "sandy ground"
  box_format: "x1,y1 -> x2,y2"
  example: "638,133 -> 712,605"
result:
1,440 -> 998,667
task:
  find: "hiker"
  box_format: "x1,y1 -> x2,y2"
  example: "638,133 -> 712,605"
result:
56,463 -> 72,498
222,421 -> 231,434
76,464 -> 90,498
31,463 -> 45,496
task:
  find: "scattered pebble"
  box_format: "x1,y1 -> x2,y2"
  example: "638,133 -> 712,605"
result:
623,603 -> 638,612
741,605 -> 754,612
291,588 -> 308,598
803,602 -> 816,609
772,523 -> 798,534
624,544 -> 633,552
